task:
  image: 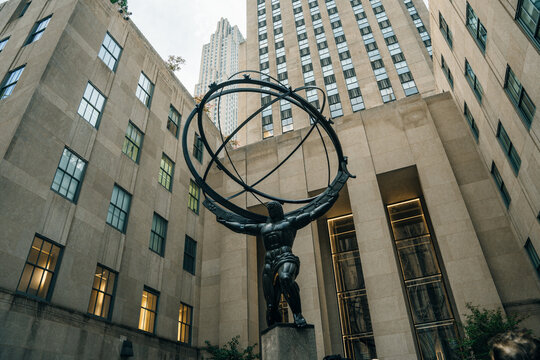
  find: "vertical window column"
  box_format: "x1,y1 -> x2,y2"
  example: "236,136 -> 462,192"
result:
402,0 -> 432,56
258,1 -> 273,139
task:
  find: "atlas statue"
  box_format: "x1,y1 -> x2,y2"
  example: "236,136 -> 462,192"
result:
181,71 -> 354,329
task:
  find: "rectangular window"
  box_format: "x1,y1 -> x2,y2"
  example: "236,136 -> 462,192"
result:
439,12 -> 453,48
193,133 -> 204,163
136,72 -> 154,108
496,121 -> 521,174
77,82 -> 106,127
516,0 -> 540,49
504,66 -> 536,128
466,3 -> 487,52
188,180 -> 200,214
525,238 -> 540,278
178,303 -> 193,344
167,105 -> 181,137
183,236 -> 197,275
491,162 -> 511,208
465,60 -> 483,103
107,184 -> 132,233
17,235 -> 62,301
19,2 -> 31,17
0,37 -> 9,52
139,287 -> 159,333
87,264 -> 117,320
441,55 -> 453,89
149,213 -> 167,256
25,15 -> 51,45
51,148 -> 86,202
0,65 -> 25,100
98,32 -> 122,72
158,154 -> 174,191
464,102 -> 479,141
122,121 -> 143,163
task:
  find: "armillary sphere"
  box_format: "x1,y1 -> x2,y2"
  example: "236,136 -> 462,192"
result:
181,70 -> 355,224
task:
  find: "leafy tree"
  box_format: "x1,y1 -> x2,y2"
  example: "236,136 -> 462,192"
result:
166,55 -> 186,72
202,335 -> 259,360
456,303 -> 528,359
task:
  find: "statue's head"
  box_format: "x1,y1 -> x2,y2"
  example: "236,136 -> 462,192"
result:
266,201 -> 284,221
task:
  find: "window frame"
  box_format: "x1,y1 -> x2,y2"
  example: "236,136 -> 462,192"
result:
504,65 -> 536,129
516,0 -> 540,51
0,36 -> 10,52
464,102 -> 479,142
439,12 -> 453,49
183,235 -> 197,275
0,64 -> 26,100
87,263 -> 118,321
465,3 -> 487,53
50,147 -> 87,203
178,302 -> 193,345
167,105 -> 181,138
490,162 -> 511,208
138,286 -> 159,334
106,184 -> 132,233
19,1 -> 31,17
525,238 -> 540,279
25,15 -> 52,45
98,32 -> 123,72
136,72 -> 154,108
496,121 -> 521,175
158,153 -> 174,191
149,212 -> 168,256
464,59 -> 483,103
188,180 -> 200,214
122,121 -> 144,163
77,81 -> 107,128
193,133 -> 204,163
16,234 -> 64,302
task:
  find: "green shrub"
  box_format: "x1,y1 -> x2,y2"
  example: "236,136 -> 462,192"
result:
202,335 -> 260,360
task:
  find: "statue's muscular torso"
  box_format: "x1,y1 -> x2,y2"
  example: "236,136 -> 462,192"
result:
260,219 -> 297,251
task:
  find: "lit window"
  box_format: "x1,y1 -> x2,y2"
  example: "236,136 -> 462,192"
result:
464,60 -> 483,103
87,264 -> 117,320
149,213 -> 167,256
525,238 -> 540,278
77,82 -> 106,127
17,235 -> 62,300
466,3 -> 487,52
167,105 -> 181,137
139,287 -> 159,333
98,32 -> 122,71
193,133 -> 204,163
25,15 -> 51,45
183,236 -> 197,275
51,148 -> 86,202
122,121 -> 143,163
0,37 -> 9,52
0,65 -> 25,100
178,303 -> 193,344
136,72 -> 154,107
106,185 -> 132,233
516,0 -> 540,49
464,103 -> 479,141
504,66 -> 536,129
188,180 -> 200,214
491,162 -> 511,208
158,154 -> 174,191
496,121 -> 521,174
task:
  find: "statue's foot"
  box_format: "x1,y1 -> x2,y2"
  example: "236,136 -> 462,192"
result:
266,307 -> 281,327
293,313 -> 307,328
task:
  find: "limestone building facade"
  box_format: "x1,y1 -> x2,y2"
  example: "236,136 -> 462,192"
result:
0,0 -> 539,360
194,18 -> 245,138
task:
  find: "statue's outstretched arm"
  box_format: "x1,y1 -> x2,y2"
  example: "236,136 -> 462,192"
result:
292,192 -> 339,229
217,217 -> 261,236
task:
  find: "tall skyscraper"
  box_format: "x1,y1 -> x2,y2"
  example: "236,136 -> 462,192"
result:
195,18 -> 245,138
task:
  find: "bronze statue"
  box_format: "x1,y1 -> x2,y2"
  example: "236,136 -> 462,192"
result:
217,197 -> 337,327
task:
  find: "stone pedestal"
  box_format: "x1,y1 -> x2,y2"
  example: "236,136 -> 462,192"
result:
260,324 -> 316,360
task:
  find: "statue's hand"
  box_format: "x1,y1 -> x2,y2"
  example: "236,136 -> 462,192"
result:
216,216 -> 226,224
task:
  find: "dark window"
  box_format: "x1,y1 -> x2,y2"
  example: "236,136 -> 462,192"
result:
183,236 -> 197,275
259,33 -> 267,41
136,72 -> 154,108
193,133 -> 204,163
167,105 -> 181,137
360,26 -> 372,35
17,235 -> 62,301
302,63 -> 313,73
348,87 -> 361,98
275,40 -> 284,49
355,12 -> 366,21
504,66 -> 536,128
178,303 -> 193,344
328,94 -> 341,105
297,33 -> 307,41
343,68 -> 356,78
441,55 -> 453,89
0,65 -> 25,100
295,18 -> 305,26
339,50 -> 351,60
464,102 -> 479,141
331,20 -> 342,29
525,238 -> 540,279
496,121 -> 521,174
259,46 -> 268,55
317,41 -> 328,50
139,287 -> 159,333
277,55 -> 286,64
314,27 -> 325,35
373,5 -> 384,14
149,213 -> 167,256
491,162 -> 511,208
335,35 -> 346,43
0,37 -> 9,52
260,61 -> 269,70
385,35 -> 397,45
107,185 -> 132,233
281,108 -> 292,119
379,20 -> 391,29
51,148 -> 86,202
312,13 -> 321,21
87,264 -> 117,320
77,82 -> 106,127
294,6 -> 302,14
19,2 -> 31,17
328,7 -> 338,15
188,180 -> 200,214
365,42 -> 377,51
466,3 -> 487,52
300,47 -> 310,56
98,32 -> 122,71
516,0 -> 540,49
122,121 -> 143,163
25,15 -> 51,45
465,59 -> 484,102
324,74 -> 336,85
378,78 -> 392,90
439,12 -> 453,48
277,71 -> 288,81
371,59 -> 384,70
392,53 -> 405,63
399,72 -> 413,83
320,57 -> 332,66
273,14 -> 281,22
